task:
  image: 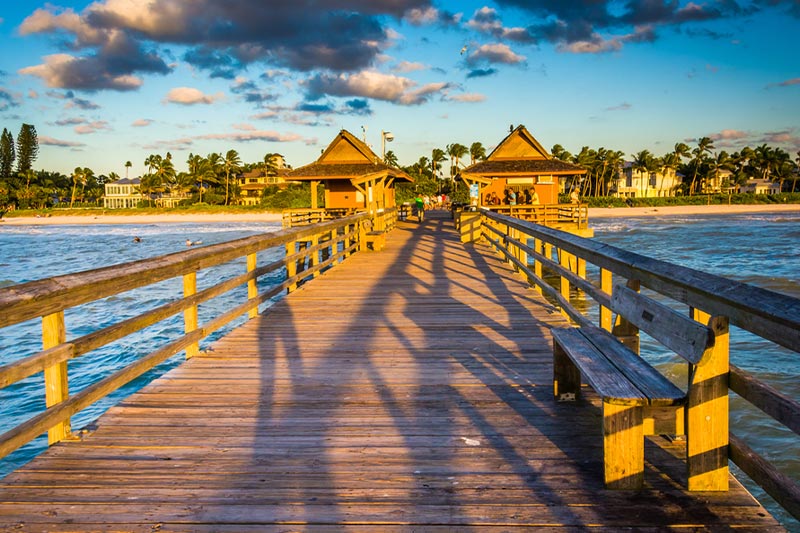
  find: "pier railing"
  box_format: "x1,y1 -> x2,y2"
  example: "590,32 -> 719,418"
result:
485,203 -> 590,230
0,213 -> 368,460
476,208 -> 800,520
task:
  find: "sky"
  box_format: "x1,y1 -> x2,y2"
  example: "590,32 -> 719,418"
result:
0,0 -> 798,178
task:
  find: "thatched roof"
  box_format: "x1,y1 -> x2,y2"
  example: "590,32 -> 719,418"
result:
461,124 -> 585,177
287,129 -> 412,182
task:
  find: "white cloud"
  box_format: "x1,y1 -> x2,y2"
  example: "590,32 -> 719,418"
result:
394,61 -> 426,73
305,70 -> 449,105
468,43 -> 526,64
74,120 -> 111,134
39,135 -> 85,147
164,87 -> 224,105
448,93 -> 486,103
131,118 -> 153,127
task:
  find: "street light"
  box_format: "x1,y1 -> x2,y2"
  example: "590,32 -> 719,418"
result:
381,130 -> 394,161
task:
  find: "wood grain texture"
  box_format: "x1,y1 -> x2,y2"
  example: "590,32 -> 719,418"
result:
0,211 -> 780,531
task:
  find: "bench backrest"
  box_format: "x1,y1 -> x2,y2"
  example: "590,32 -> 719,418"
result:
611,283 -> 714,364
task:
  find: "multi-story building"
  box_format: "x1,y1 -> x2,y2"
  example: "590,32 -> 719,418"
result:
610,162 -> 682,198
103,178 -> 142,209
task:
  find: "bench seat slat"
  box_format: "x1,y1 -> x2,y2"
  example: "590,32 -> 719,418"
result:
579,326 -> 685,407
612,284 -> 713,364
552,328 -> 647,406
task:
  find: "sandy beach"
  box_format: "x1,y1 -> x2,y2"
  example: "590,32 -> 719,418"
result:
0,212 -> 285,226
1,204 -> 799,226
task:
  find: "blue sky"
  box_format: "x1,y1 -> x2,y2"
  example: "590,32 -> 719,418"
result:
0,0 -> 798,177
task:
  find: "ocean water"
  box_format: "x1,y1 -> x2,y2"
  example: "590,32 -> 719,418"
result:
591,212 -> 800,530
0,215 -> 798,529
0,222 -> 284,477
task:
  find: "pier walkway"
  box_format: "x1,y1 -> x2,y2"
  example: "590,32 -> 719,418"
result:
0,212 -> 781,531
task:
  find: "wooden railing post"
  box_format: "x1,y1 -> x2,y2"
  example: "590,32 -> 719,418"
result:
183,272 -> 199,358
286,241 -> 298,293
600,268 -> 612,331
533,238 -> 543,295
310,232 -> 319,278
687,315 -> 730,491
247,253 -> 258,319
42,311 -> 70,444
558,248 -> 571,317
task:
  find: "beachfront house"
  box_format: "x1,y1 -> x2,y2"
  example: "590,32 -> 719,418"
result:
286,129 -> 413,213
610,163 -> 682,198
702,168 -> 734,194
739,178 -> 781,195
458,125 -> 586,205
103,178 -> 142,209
237,154 -> 293,206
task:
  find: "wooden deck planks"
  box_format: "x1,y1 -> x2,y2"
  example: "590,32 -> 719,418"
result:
0,211 -> 783,531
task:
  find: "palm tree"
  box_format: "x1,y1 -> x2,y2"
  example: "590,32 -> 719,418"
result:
202,152 -> 222,204
187,153 -> 203,202
431,148 -> 446,180
659,152 -> 680,196
263,153 -> 280,177
69,167 -> 84,208
223,149 -> 242,205
469,142 -> 486,165
631,150 -> 657,197
446,143 -> 468,181
689,137 -> 714,194
124,161 -> 132,179
384,150 -> 398,168
551,144 -> 573,162
673,142 -> 690,161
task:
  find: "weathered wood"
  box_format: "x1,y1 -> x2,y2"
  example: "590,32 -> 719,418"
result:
600,268 -> 612,331
246,252 -> 258,319
42,311 -> 70,444
183,272 -> 199,359
611,284 -> 713,364
730,432 -> 800,521
687,315 -> 729,491
0,215 -> 367,329
0,212 -> 782,530
730,364 -> 800,436
483,209 -> 800,354
603,401 -> 644,489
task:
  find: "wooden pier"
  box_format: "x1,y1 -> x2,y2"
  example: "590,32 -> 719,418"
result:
0,211 -> 786,531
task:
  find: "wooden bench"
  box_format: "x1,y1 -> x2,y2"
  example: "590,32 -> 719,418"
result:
552,283 -> 730,490
364,230 -> 386,251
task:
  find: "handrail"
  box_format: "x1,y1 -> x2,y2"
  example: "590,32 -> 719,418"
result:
477,208 -> 800,521
0,213 -> 369,459
485,203 -> 589,229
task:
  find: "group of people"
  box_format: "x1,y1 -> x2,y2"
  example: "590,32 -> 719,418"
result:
484,187 -> 540,206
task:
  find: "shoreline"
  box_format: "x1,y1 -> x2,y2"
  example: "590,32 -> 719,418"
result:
587,203 -> 800,219
0,212 -> 284,226
1,203 -> 799,226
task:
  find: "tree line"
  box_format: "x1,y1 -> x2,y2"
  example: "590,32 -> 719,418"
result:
1,122 -> 798,211
550,138 -> 800,197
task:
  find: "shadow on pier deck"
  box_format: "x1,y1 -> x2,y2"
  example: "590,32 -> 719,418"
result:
0,211 -> 781,531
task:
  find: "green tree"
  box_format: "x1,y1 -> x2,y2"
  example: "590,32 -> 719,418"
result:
631,150 -> 657,197
446,142 -> 468,180
69,167 -> 85,208
0,128 -> 14,180
469,142 -> 486,165
125,161 -> 132,179
431,148 -> 446,180
689,137 -> 714,194
16,124 -> 39,174
383,150 -> 398,168
223,149 -> 242,205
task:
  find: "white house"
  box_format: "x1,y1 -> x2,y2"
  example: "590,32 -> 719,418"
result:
610,163 -> 682,198
103,178 -> 142,209
738,178 -> 781,195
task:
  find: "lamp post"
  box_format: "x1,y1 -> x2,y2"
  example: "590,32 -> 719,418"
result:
381,130 -> 394,161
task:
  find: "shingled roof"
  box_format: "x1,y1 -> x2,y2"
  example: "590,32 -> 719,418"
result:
287,129 -> 412,182
461,125 -> 585,177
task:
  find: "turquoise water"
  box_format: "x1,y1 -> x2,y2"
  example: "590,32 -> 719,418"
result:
591,212 -> 800,530
0,215 -> 798,528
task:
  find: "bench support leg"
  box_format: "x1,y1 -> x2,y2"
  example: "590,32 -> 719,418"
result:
553,340 -> 581,401
603,402 -> 644,489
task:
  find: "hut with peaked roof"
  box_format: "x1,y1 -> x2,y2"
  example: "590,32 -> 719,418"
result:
459,125 -> 586,205
286,129 -> 412,214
